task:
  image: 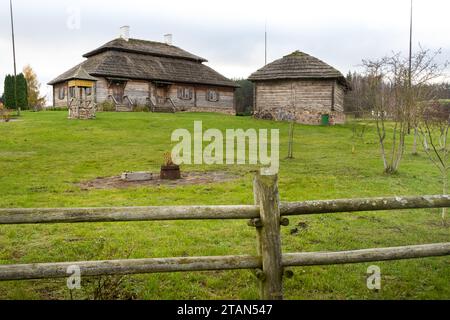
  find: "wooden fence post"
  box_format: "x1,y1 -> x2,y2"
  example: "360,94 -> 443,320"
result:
253,173 -> 283,300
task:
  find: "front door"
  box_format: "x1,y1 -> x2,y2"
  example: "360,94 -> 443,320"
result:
156,86 -> 167,105
112,82 -> 125,104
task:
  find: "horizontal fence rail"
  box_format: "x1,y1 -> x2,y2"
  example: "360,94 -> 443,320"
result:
0,255 -> 261,281
0,205 -> 260,225
1,195 -> 450,225
0,243 -> 448,281
0,174 -> 449,300
280,195 -> 450,216
282,243 -> 450,267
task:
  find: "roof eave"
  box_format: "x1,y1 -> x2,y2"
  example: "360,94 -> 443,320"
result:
87,73 -> 238,88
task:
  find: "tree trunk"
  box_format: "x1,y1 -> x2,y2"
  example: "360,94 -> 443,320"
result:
423,135 -> 429,151
442,171 -> 448,224
412,126 -> 418,155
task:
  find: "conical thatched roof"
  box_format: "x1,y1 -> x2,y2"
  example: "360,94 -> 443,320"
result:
68,66 -> 98,82
248,51 -> 349,88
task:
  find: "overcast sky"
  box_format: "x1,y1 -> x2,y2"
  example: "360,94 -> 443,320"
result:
1,0 -> 449,103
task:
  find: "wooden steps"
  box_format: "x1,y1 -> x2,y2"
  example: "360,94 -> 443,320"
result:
115,104 -> 133,112
152,104 -> 176,113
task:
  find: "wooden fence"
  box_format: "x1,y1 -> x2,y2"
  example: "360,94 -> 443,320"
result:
0,173 -> 449,300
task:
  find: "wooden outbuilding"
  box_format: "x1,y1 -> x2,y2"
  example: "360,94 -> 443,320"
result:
248,51 -> 351,125
49,27 -> 238,114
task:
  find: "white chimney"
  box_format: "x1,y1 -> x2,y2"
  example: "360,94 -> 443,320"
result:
120,26 -> 130,41
164,34 -> 173,45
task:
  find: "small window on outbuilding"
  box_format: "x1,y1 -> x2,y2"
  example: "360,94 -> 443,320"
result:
86,87 -> 92,96
177,87 -> 193,100
207,89 -> 219,102
58,87 -> 66,100
69,87 -> 75,99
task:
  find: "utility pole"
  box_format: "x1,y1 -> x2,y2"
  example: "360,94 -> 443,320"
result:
408,0 -> 418,139
9,0 -> 19,116
407,0 -> 413,135
264,19 -> 267,66
408,0 -> 413,88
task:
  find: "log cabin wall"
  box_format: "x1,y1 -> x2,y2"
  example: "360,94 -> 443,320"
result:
254,79 -> 346,125
93,79 -> 236,114
95,79 -> 152,106
95,78 -> 109,103
124,80 -> 150,106
168,83 -> 235,114
53,82 -> 69,108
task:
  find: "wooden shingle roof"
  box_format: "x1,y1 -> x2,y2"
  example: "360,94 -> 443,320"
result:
248,51 -> 349,88
64,66 -> 98,82
49,38 -> 238,87
49,49 -> 238,87
83,38 -> 207,62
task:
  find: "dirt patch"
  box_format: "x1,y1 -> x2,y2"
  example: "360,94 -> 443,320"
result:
77,171 -> 240,190
0,119 -> 22,123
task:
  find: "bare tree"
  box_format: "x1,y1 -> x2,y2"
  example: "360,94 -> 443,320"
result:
363,48 -> 447,174
363,57 -> 406,174
418,101 -> 450,224
408,49 -> 447,155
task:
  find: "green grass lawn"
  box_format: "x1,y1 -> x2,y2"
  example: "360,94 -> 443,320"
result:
0,111 -> 448,300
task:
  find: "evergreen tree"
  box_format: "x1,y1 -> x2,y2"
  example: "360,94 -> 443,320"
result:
2,73 -> 28,110
3,75 -> 15,109
233,78 -> 254,115
16,73 -> 28,109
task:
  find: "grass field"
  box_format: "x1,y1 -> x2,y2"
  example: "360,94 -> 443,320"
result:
0,111 -> 448,300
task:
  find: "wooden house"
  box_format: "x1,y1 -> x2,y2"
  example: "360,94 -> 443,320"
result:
48,27 -> 238,114
248,51 -> 351,125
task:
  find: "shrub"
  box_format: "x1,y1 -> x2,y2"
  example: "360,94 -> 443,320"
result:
132,104 -> 149,112
98,101 -> 115,112
0,103 -> 11,122
45,106 -> 68,111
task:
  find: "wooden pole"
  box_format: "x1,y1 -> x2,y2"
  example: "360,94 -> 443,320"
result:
280,195 -> 450,216
0,205 -> 259,225
9,0 -> 19,116
0,254 -> 261,281
2,195 -> 450,225
407,0 -> 413,135
253,173 -> 283,300
287,121 -> 294,159
0,243 -> 448,282
282,243 -> 450,267
408,0 -> 413,89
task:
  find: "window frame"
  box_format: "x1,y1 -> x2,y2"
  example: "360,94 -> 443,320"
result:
177,87 -> 193,100
58,86 -> 66,100
206,89 -> 220,102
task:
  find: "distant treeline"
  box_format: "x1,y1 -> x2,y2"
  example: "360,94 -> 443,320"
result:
344,71 -> 450,117
233,78 -> 254,115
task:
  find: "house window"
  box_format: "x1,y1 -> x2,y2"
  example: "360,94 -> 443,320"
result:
177,87 -> 193,100
58,87 -> 66,100
207,89 -> 219,102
